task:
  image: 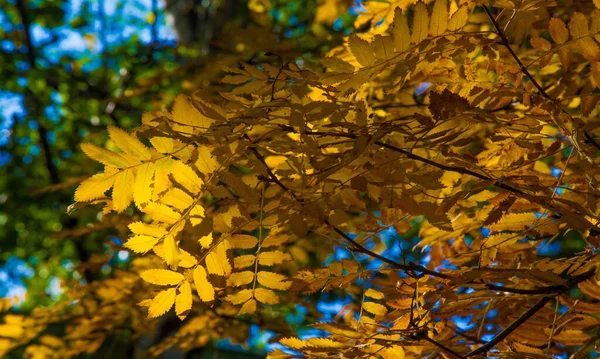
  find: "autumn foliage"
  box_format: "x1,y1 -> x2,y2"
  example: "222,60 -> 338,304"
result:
4,0 -> 600,358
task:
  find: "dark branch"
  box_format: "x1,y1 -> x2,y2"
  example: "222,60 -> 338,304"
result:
465,296 -> 552,357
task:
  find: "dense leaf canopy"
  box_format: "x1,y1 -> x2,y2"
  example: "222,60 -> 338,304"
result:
3,0 -> 600,358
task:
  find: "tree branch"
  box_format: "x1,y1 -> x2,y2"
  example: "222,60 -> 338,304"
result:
16,0 -> 60,185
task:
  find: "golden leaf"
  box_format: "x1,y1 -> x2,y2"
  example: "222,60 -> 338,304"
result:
411,2 -> 429,45
0,324 -> 23,338
530,37 -> 551,51
161,188 -> 193,211
365,288 -> 384,300
80,143 -> 129,168
577,38 -> 600,60
379,346 -> 405,359
229,235 -> 258,249
239,299 -> 257,315
234,254 -> 256,269
348,34 -> 376,67
205,240 -> 232,276
193,266 -> 215,302
172,94 -> 213,132
225,289 -> 253,305
140,269 -> 184,286
175,281 -> 192,320
257,251 -> 293,266
149,136 -> 173,154
569,12 -> 588,39
133,162 -> 155,206
129,222 -> 167,237
254,288 -> 279,304
373,35 -> 395,61
107,126 -> 151,161
199,233 -> 213,249
393,8 -> 410,53
362,301 -> 387,316
74,172 -> 116,202
143,203 -> 181,224
148,288 -> 176,318
171,160 -> 203,194
112,169 -> 135,213
429,0 -> 448,36
447,4 -> 469,31
125,235 -> 160,253
195,146 -> 219,174
227,271 -> 255,287
164,234 -> 180,270
549,18 -> 569,44
257,271 -> 290,290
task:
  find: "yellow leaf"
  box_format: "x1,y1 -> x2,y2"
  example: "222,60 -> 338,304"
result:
175,281 -> 192,320
0,324 -> 23,338
543,329 -> 590,345
129,222 -> 167,237
195,146 -> 219,174
225,289 -> 253,304
447,5 -> 469,31
193,266 -> 215,302
80,143 -> 129,168
171,160 -> 203,194
205,240 -> 232,276
569,12 -> 588,39
148,288 -> 176,318
150,136 -> 173,154
124,235 -> 160,253
177,247 -> 198,268
140,269 -> 184,286
577,37 -> 600,61
227,271 -> 255,287
595,0 -> 600,8
239,299 -> 257,315
108,126 -> 151,161
280,337 -> 347,349
379,346 -> 405,359
164,234 -> 180,270
393,8 -> 410,53
411,2 -> 429,45
549,17 -> 569,44
234,254 -> 256,269
112,169 -> 135,213
373,35 -> 395,61
172,94 -> 213,132
254,288 -> 279,304
348,34 -> 376,67
153,158 -> 174,198
489,212 -> 537,231
74,172 -> 116,202
257,271 -> 290,290
429,0 -> 448,36
161,188 -> 193,211
143,202 -> 181,224
229,234 -> 258,249
133,162 -> 155,206
362,301 -> 387,316
257,251 -> 293,266
533,160 -> 551,174
365,288 -> 384,300
530,37 -> 551,51
199,233 -> 213,249
592,62 -> 600,88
